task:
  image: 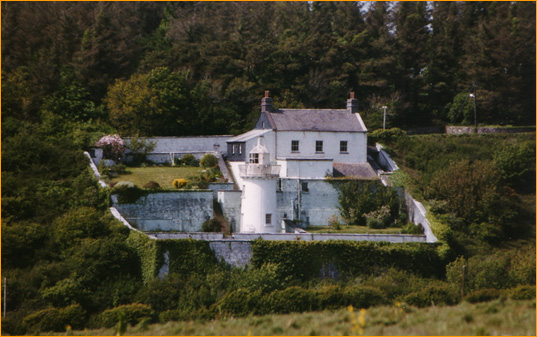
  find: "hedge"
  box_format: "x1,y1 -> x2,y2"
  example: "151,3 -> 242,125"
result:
251,240 -> 446,281
215,285 -> 388,317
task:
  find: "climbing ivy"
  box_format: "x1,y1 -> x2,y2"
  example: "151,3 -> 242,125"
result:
251,240 -> 447,281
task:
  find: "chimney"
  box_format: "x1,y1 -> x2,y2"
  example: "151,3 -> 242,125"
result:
347,92 -> 358,113
261,90 -> 272,112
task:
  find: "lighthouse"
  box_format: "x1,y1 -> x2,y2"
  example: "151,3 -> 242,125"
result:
239,137 -> 281,233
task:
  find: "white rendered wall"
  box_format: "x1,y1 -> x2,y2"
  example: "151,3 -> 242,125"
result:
240,177 -> 279,233
275,131 -> 367,164
242,131 -> 276,163
277,159 -> 333,178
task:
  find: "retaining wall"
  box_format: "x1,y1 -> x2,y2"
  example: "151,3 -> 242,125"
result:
112,191 -> 213,232
404,191 -> 438,242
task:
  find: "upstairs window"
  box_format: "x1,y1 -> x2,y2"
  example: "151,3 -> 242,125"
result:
249,153 -> 259,163
316,140 -> 323,153
265,213 -> 272,225
291,140 -> 299,152
239,144 -> 242,154
301,182 -> 309,192
340,141 -> 348,153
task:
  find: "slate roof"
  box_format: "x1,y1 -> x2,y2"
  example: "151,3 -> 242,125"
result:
266,109 -> 367,132
227,129 -> 272,143
332,163 -> 378,180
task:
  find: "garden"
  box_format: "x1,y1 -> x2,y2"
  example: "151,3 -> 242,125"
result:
96,134 -> 226,191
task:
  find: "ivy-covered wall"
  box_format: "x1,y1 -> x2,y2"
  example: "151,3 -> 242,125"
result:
126,231 -> 219,284
250,240 -> 447,281
128,232 -> 447,284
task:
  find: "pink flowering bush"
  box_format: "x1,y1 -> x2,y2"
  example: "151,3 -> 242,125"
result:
96,134 -> 125,161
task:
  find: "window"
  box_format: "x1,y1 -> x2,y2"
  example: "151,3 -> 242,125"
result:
232,144 -> 237,154
316,140 -> 323,153
265,213 -> 272,225
301,182 -> 309,192
262,122 -> 266,128
249,153 -> 259,163
277,179 -> 282,191
340,141 -> 348,153
291,140 -> 299,152
239,144 -> 242,154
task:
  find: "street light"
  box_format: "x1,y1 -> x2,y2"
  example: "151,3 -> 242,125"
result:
469,83 -> 477,128
382,106 -> 388,129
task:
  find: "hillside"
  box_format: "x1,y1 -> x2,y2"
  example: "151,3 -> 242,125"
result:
56,298 -> 536,336
1,2 -> 536,335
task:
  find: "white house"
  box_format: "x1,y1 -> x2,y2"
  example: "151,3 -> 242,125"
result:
226,92 -> 377,232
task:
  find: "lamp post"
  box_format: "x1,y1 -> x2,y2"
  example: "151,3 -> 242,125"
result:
382,106 -> 387,129
469,83 -> 477,129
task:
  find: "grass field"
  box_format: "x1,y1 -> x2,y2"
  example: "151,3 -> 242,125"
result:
60,298 -> 535,336
110,166 -> 205,189
305,225 -> 405,235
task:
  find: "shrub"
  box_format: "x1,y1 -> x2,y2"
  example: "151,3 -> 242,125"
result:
22,304 -> 86,333
265,286 -> 315,314
143,181 -> 160,189
465,288 -> 501,303
404,283 -> 459,307
202,218 -> 222,232
343,286 -> 388,308
99,303 -> 153,328
200,154 -> 219,168
215,289 -> 264,317
172,179 -> 188,189
368,128 -> 407,146
508,285 -> 536,300
126,135 -> 156,165
401,223 -> 424,234
112,181 -> 146,203
366,218 -> 384,229
328,215 -> 342,230
181,154 -> 199,167
96,134 -> 125,161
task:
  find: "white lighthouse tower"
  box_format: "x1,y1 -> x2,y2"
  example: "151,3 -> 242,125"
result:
239,137 -> 281,233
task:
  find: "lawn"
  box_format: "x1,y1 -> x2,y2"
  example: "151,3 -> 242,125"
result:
109,166 -> 205,189
305,225 -> 407,235
59,298 -> 535,336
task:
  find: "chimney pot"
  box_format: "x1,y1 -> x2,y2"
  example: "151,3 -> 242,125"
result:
347,92 -> 358,113
261,91 -> 273,112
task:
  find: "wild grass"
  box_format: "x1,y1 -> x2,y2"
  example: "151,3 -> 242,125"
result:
305,225 -> 404,235
60,298 -> 535,336
110,166 -> 204,189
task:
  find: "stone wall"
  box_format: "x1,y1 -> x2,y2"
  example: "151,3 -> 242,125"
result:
112,191 -> 213,232
123,136 -> 233,163
404,191 -> 438,243
445,126 -> 535,134
277,178 -> 340,227
209,241 -> 252,268
217,190 -> 242,233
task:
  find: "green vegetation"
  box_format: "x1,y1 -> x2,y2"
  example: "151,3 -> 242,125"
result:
50,298 -> 536,336
110,167 -> 204,189
2,2 -> 535,335
305,225 -> 406,235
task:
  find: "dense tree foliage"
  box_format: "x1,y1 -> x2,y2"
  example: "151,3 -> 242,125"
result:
2,1 -> 535,135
